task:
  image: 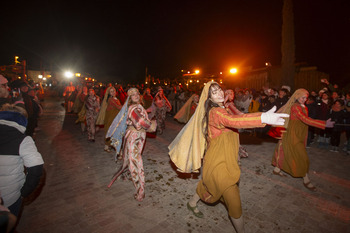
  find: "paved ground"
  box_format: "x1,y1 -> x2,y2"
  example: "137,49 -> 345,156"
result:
16,97 -> 350,233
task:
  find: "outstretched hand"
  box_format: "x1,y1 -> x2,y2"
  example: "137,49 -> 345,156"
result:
261,106 -> 289,126
325,118 -> 335,128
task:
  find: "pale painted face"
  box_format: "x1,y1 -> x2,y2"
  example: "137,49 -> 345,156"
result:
210,85 -> 224,104
131,92 -> 140,103
109,88 -> 116,97
297,93 -> 309,105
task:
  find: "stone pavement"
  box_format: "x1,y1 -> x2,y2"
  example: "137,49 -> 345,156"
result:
16,97 -> 350,233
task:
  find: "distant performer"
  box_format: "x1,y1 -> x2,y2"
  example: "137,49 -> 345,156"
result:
63,81 -> 75,113
148,87 -> 171,134
272,88 -> 334,191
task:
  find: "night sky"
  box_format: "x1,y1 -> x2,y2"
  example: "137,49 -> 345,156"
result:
1,0 -> 349,85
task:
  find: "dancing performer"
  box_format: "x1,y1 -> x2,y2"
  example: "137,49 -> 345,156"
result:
148,87 -> 171,134
102,87 -> 122,152
174,94 -> 199,123
169,81 -> 288,233
272,88 -> 334,191
106,88 -> 155,201
85,88 -> 100,142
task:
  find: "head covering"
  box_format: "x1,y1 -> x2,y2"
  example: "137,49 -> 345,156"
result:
281,85 -> 291,93
174,94 -> 198,123
277,88 -> 308,128
106,95 -> 130,160
168,81 -> 216,173
106,88 -> 139,160
127,87 -> 139,96
0,111 -> 28,128
96,86 -> 114,125
0,75 -> 8,85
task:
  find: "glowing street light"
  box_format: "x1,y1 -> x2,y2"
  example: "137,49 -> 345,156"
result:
195,70 -> 200,74
38,75 -> 43,79
230,68 -> 238,74
64,71 -> 74,78
15,56 -> 20,64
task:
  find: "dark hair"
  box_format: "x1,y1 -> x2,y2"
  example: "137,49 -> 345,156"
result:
308,95 -> 316,102
202,83 -> 221,147
334,99 -> 344,106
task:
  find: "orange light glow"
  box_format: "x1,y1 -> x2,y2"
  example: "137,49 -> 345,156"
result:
230,68 -> 238,74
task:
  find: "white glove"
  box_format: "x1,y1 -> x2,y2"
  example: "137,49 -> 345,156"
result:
325,118 -> 335,128
261,106 -> 289,126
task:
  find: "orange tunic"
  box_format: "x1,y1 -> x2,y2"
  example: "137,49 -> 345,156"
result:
272,103 -> 325,177
197,107 -> 264,204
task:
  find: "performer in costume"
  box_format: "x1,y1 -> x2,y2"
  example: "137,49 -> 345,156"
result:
142,88 -> 153,110
174,94 -> 199,124
272,88 -> 334,191
224,89 -> 249,159
103,87 -> 122,152
63,81 -> 75,113
75,86 -> 88,134
106,88 -> 155,201
148,87 -> 171,134
169,81 -> 288,233
84,88 -> 100,142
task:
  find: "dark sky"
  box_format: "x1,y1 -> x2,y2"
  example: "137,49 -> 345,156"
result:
1,0 -> 349,85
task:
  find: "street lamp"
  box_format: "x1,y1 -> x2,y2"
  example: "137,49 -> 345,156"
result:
195,70 -> 200,74
15,56 -> 20,64
230,68 -> 238,74
64,71 -> 74,78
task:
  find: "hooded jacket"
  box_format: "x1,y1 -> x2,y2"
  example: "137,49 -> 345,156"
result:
0,111 -> 44,207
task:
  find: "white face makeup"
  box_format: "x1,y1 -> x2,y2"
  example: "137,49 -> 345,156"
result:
297,94 -> 308,105
210,85 -> 225,104
131,93 -> 140,103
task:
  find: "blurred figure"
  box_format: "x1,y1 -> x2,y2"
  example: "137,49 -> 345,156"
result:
63,81 -> 75,113
317,92 -> 332,148
85,88 -> 100,142
275,88 -> 289,110
328,100 -> 346,152
148,87 -> 171,135
142,88 -> 153,110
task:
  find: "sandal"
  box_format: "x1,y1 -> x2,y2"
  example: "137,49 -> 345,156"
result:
273,170 -> 287,177
187,202 -> 204,218
303,182 -> 317,192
